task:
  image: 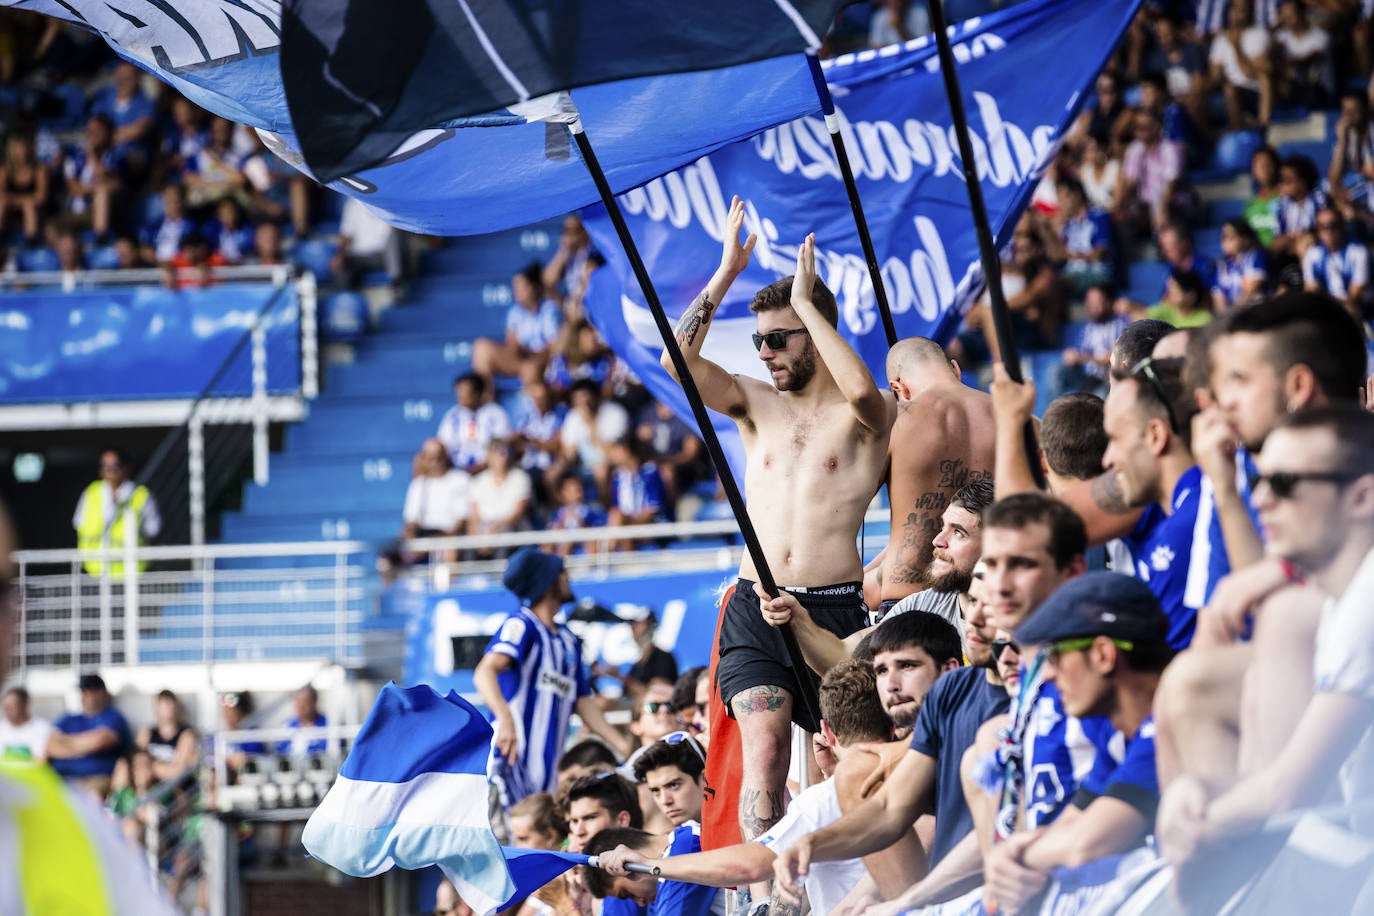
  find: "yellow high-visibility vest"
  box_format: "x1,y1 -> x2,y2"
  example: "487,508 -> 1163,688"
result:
1,758 -> 114,915
76,481 -> 150,576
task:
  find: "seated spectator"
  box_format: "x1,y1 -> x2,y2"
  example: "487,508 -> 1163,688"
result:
542,214 -> 594,296
1157,221 -> 1217,294
205,197 -> 253,264
435,372 -> 512,473
1274,0 -> 1332,107
1052,283 -> 1127,398
1149,267 -> 1213,326
1213,218 -> 1268,310
1138,72 -> 1206,167
472,262 -> 564,393
182,116 -> 247,212
563,773 -> 643,855
379,438 -> 470,581
329,195 -> 403,289
1273,153 -> 1328,255
53,227 -> 84,273
560,378 -> 631,502
545,318 -> 614,399
136,688 -> 199,784
112,234 -> 147,269
512,379 -> 566,488
248,221 -> 285,267
241,130 -> 313,237
1146,15 -> 1209,132
671,666 -> 711,743
1303,208 -> 1369,319
63,114 -> 123,240
1118,109 -> 1185,239
955,216 -> 1066,367
636,401 -> 704,509
164,230 -> 225,290
547,474 -> 608,557
982,574 -> 1170,914
1327,91 -> 1374,223
107,747 -> 159,847
0,686 -> 51,762
1245,145 -> 1283,247
0,128 -> 49,245
1208,0 -> 1273,129
510,792 -> 568,850
633,734 -> 707,832
868,0 -> 930,48
1078,134 -> 1121,215
214,690 -> 265,783
468,441 -> 532,555
89,61 -> 156,174
607,605 -> 679,702
276,685 -> 327,758
157,95 -> 207,186
1071,71 -> 1132,152
141,183 -> 196,265
606,438 -> 669,549
46,673 -> 132,798
1053,177 -> 1115,292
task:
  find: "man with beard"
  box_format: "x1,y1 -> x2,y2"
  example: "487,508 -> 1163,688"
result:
475,547 -> 631,807
868,338 -> 995,617
759,479 -> 993,676
663,197 -> 891,845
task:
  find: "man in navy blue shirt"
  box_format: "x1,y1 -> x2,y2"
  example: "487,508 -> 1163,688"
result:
46,673 -> 132,798
983,573 -> 1172,914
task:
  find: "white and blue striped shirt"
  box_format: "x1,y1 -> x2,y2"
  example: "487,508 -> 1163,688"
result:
506,298 -> 564,352
484,607 -> 589,803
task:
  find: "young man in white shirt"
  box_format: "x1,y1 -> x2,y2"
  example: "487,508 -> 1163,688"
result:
0,687 -> 51,762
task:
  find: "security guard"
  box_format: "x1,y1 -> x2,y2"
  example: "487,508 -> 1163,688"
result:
72,449 -> 161,577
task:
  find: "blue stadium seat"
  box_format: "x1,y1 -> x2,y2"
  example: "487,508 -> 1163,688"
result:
1125,260 -> 1170,302
1195,226 -> 1223,261
17,247 -> 59,272
1206,198 -> 1248,225
85,245 -> 121,270
291,238 -> 337,283
321,290 -> 369,341
1278,139 -> 1333,174
1208,130 -> 1264,178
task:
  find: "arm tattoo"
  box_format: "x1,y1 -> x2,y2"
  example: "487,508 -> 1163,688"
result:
1091,471 -> 1130,513
674,290 -> 715,348
732,685 -> 788,715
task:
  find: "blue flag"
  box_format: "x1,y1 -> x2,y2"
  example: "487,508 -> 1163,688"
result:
303,683 -> 586,916
578,0 -> 1141,480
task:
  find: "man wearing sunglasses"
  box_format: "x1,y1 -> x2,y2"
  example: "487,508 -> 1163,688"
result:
1158,406 -> 1374,910
661,196 -> 891,847
982,573 -> 1172,915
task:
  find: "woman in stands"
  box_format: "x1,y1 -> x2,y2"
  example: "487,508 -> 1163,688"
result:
1244,145 -> 1282,247
0,129 -> 49,245
1212,218 -> 1268,312
137,688 -> 200,785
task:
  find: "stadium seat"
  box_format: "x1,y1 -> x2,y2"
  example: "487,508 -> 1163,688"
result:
16,247 -> 59,273
321,290 -> 370,342
85,245 -> 121,270
291,238 -> 337,284
1209,130 -> 1264,178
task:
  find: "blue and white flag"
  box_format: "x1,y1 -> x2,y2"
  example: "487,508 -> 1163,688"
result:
303,683 -> 585,915
578,0 -> 1140,480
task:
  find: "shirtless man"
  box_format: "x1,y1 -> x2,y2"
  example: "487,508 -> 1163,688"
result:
662,196 -> 891,842
869,338 -> 995,617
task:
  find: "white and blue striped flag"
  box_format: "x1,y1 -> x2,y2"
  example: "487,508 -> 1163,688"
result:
303,682 -> 586,914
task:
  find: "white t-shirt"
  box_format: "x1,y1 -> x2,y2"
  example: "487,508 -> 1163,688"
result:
1314,547 -> 1374,834
560,402 -> 630,468
1209,28 -> 1271,91
0,717 -> 52,762
1276,26 -> 1330,61
470,468 -> 532,525
339,197 -> 396,256
402,470 -> 471,532
758,781 -> 867,916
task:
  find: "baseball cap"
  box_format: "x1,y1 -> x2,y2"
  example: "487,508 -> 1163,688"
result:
502,547 -> 565,605
77,673 -> 107,691
1013,572 -> 1168,648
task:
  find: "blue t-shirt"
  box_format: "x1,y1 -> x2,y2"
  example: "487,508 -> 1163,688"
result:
50,706 -> 132,778
604,897 -> 646,916
908,666 -> 1010,866
1121,466 -> 1228,650
650,823 -> 725,916
1062,210 -> 1113,260
1073,716 -> 1160,825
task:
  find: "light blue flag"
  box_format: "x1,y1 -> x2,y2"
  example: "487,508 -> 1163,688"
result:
303,683 -> 586,915
578,0 -> 1142,480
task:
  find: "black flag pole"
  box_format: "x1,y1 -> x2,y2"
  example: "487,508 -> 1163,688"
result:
566,119 -> 821,726
926,0 -> 1046,489
804,51 -> 898,349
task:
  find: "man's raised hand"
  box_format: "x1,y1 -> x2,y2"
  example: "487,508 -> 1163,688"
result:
792,233 -> 817,306
990,363 -> 1036,427
720,195 -> 758,277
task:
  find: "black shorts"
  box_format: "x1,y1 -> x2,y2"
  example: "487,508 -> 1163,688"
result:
716,578 -> 866,732
874,598 -> 901,626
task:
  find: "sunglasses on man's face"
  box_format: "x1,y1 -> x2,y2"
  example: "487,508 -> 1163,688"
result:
751,327 -> 809,352
1249,470 -> 1361,500
990,639 -> 1020,659
642,701 -> 674,715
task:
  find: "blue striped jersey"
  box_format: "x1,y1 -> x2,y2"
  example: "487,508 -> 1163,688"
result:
651,822 -> 726,916
1021,682 -> 1118,829
484,607 -> 590,803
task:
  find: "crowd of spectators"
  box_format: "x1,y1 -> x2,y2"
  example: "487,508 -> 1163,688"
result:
0,14 -> 395,289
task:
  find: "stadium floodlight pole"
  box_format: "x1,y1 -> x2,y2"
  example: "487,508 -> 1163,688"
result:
565,117 -> 821,727
926,0 -> 1046,490
804,51 -> 898,350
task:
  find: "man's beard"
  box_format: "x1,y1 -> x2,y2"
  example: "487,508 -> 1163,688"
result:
886,699 -> 919,730
926,564 -> 973,594
773,345 -> 817,392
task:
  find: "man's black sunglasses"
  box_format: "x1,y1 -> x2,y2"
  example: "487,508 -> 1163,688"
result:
1249,470 -> 1362,499
1129,357 -> 1180,434
751,328 -> 809,352
991,638 -> 1020,659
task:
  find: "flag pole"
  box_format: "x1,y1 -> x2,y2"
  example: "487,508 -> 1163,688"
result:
565,119 -> 821,726
804,51 -> 898,349
925,0 -> 1045,489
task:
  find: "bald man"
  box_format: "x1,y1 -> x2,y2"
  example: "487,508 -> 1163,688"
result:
868,338 -> 996,618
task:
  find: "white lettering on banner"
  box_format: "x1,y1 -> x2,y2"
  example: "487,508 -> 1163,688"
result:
56,0 -> 280,72
753,93 -> 1052,189
537,668 -> 576,701
921,30 -> 1007,72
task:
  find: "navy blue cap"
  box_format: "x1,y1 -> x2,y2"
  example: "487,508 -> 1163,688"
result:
77,673 -> 107,691
502,547 -> 565,605
1014,571 -> 1168,647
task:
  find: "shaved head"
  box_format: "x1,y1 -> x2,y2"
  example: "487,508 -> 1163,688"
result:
887,337 -> 953,382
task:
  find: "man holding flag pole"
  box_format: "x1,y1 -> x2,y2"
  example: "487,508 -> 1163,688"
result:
662,197 -> 893,849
